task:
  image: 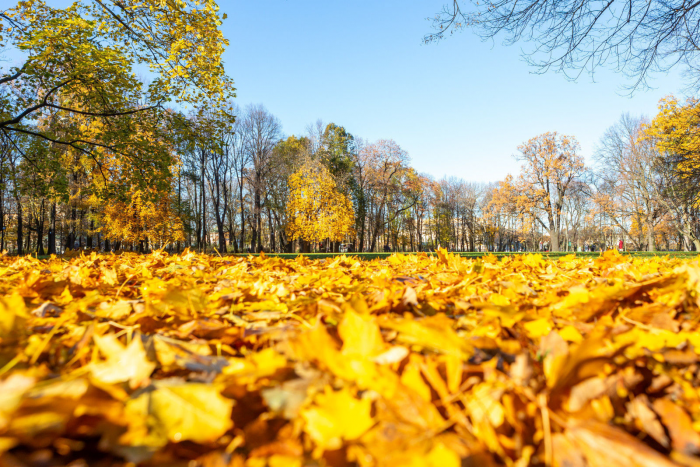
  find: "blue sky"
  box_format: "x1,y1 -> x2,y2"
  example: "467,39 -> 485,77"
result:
221,0 -> 687,182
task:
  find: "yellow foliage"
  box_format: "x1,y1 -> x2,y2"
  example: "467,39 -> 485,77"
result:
99,187 -> 184,246
643,95 -> 700,182
0,251 -> 700,465
301,387 -> 374,449
286,162 -> 354,243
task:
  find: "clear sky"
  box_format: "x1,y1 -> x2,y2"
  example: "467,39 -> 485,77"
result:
221,0 -> 687,182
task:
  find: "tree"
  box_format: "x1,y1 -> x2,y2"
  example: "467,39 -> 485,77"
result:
241,104 -> 282,253
1,0 -> 234,194
488,174 -> 533,251
515,132 -> 586,251
360,139 -> 411,252
426,0 -> 700,90
320,123 -> 355,182
269,135 -> 311,252
642,97 -> 700,250
99,186 -> 185,251
596,114 -> 662,251
286,162 -> 354,251
644,97 -> 700,184
222,104 -> 248,254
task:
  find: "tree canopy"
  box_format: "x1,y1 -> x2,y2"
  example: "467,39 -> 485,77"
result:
285,162 -> 355,245
0,0 -> 234,192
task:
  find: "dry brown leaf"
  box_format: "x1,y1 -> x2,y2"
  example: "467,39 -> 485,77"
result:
653,398 -> 700,455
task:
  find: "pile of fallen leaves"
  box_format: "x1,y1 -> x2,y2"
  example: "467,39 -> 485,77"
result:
1,249 -> 700,467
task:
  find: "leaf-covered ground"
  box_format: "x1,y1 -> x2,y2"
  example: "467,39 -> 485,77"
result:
2,250 -> 700,467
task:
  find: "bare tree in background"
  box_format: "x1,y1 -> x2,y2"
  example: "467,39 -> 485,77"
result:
595,114 -> 662,251
224,104 -> 248,253
426,0 -> 700,90
305,120 -> 326,156
241,104 -> 282,253
207,126 -> 232,254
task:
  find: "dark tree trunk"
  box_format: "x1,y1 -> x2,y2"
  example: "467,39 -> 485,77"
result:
25,209 -> 32,253
37,199 -> 45,256
79,209 -> 85,248
47,201 -> 56,255
87,219 -> 94,248
250,227 -> 257,253
16,200 -> 22,256
251,189 -> 261,252
194,182 -> 201,248
214,192 -> 226,253
267,208 -> 275,253
66,206 -> 77,249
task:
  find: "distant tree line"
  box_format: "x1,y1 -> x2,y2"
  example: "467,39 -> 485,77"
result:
2,96 -> 700,254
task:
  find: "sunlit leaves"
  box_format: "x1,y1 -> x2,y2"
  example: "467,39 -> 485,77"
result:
0,249 -> 700,465
125,380 -> 234,444
301,387 -> 374,450
643,96 -> 700,187
1,0 -> 234,209
286,162 -> 354,243
99,187 -> 185,245
90,334 -> 155,389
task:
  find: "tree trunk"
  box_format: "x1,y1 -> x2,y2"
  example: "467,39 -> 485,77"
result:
549,229 -> 559,252
78,209 -> 85,248
47,201 -> 56,255
86,219 -> 92,249
267,208 -> 275,253
239,178 -> 245,253
251,188 -> 261,252
646,220 -> 656,252
227,205 -> 237,253
25,209 -> 32,253
37,199 -> 45,256
66,206 -> 77,249
16,200 -> 22,256
216,209 -> 226,254
194,182 -> 201,248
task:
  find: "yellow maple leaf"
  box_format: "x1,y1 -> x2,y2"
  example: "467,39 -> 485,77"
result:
523,318 -> 552,339
90,334 -> 155,389
301,386 -> 374,450
0,294 -> 27,339
406,442 -> 461,467
339,310 -> 385,357
125,380 -> 233,444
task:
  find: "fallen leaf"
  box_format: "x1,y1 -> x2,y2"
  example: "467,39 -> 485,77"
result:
653,398 -> 700,455
126,380 -> 234,444
301,387 -> 374,450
